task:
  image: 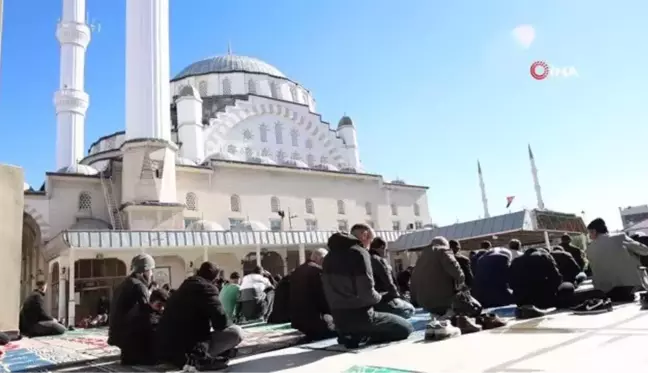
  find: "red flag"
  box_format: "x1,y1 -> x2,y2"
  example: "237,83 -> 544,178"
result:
506,196 -> 515,208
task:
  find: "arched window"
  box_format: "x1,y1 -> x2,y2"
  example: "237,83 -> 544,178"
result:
270,81 -> 278,98
270,196 -> 280,212
337,200 -> 346,215
78,192 -> 92,212
247,79 -> 256,94
259,123 -> 268,143
230,194 -> 241,212
305,198 -> 314,214
261,148 -> 271,157
276,150 -> 286,163
320,156 -> 328,164
274,121 -> 283,144
290,128 -> 299,147
227,144 -> 237,154
414,203 -> 421,216
185,192 -> 198,211
290,86 -> 297,101
222,78 -> 232,95
198,81 -> 208,96
245,147 -> 253,160
291,152 -> 301,161
365,202 -> 372,215
391,204 -> 398,216
306,154 -> 315,166
305,138 -> 313,149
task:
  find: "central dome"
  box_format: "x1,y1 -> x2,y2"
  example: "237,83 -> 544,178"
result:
173,54 -> 286,80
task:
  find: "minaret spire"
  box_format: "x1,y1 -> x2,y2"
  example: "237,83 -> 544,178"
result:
528,144 -> 546,210
478,160 -> 491,218
227,41 -> 232,55
54,0 -> 91,171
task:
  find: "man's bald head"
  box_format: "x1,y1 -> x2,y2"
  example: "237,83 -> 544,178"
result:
310,248 -> 328,265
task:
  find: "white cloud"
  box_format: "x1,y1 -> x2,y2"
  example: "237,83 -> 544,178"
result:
511,24 -> 536,49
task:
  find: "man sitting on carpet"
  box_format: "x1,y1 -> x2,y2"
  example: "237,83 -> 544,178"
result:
156,262 -> 243,371
219,272 -> 241,322
290,248 -> 336,341
369,238 -> 415,318
121,288 -> 169,365
238,266 -> 276,321
323,224 -> 413,348
108,254 -> 155,364
587,218 -> 648,302
551,246 -> 586,286
19,280 -> 66,337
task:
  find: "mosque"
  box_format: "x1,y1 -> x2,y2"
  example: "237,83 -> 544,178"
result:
19,0 -> 431,325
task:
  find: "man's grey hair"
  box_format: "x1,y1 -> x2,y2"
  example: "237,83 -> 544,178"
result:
310,248 -> 328,261
350,223 -> 375,239
430,236 -> 449,248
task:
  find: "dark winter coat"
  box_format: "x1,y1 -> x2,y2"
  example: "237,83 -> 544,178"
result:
455,254 -> 474,288
122,304 -> 163,365
472,250 -> 513,308
267,274 -> 291,324
108,275 -> 149,348
156,275 -> 231,367
510,248 -> 562,300
551,249 -> 581,284
560,243 -> 587,271
369,249 -> 400,301
410,245 -> 465,312
290,261 -> 330,333
396,270 -> 412,294
322,233 -> 381,328
19,290 -> 53,333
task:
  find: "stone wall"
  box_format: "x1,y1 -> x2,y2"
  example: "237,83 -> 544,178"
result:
0,164 -> 24,332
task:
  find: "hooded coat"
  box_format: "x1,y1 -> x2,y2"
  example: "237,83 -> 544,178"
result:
410,245 -> 465,312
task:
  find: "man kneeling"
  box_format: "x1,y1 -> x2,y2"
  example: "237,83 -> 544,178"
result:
19,281 -> 66,337
322,224 -> 413,348
369,238 -> 415,318
156,262 -> 243,371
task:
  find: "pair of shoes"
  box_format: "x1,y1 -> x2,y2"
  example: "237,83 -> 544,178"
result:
451,315 -> 482,334
424,319 -> 461,341
337,335 -> 366,349
476,313 -> 508,329
572,298 -> 613,315
183,353 -> 229,372
640,293 -> 648,310
515,305 -> 549,319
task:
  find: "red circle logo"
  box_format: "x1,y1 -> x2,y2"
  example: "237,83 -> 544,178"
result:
530,61 -> 550,80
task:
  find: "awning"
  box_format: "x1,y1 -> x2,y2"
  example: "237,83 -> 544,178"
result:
59,229 -> 404,250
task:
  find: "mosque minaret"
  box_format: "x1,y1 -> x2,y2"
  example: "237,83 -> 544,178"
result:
54,0 -> 92,173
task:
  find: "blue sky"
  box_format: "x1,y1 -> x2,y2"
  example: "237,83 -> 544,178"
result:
1,0 -> 647,230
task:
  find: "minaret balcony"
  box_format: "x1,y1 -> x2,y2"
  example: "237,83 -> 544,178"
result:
56,21 -> 91,48
54,89 -> 89,115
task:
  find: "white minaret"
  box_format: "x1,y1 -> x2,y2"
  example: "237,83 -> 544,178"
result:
337,115 -> 361,170
121,0 -> 182,230
528,144 -> 546,210
54,0 -> 91,171
478,160 -> 491,218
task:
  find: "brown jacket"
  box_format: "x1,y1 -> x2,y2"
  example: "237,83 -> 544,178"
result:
411,245 -> 465,312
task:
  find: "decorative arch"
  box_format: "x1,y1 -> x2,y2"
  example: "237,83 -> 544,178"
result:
24,205 -> 50,242
203,101 -> 346,164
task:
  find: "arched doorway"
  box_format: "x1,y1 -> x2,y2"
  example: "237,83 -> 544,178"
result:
74,258 -> 127,322
21,212 -> 42,302
241,250 -> 285,276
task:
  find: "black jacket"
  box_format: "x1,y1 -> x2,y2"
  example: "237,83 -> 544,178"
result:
472,250 -> 513,308
290,261 -> 330,332
267,274 -> 291,324
369,249 -> 400,301
322,233 -> 381,312
510,248 -> 562,296
560,243 -> 587,271
551,250 -> 581,284
396,270 -> 412,294
19,290 -> 53,334
455,254 -> 474,288
156,275 -> 231,367
108,274 -> 149,348
122,304 -> 163,365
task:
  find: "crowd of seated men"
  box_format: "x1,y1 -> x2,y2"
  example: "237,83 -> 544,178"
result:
12,216 -> 648,371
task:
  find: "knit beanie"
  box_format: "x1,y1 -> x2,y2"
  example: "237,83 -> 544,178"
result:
197,261 -> 219,282
131,253 -> 155,273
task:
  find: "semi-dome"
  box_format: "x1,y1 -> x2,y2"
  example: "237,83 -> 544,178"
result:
282,159 -> 309,168
23,182 -> 31,191
314,163 -> 339,171
174,55 -> 286,80
187,220 -> 225,231
249,156 -> 276,165
69,218 -> 112,230
57,164 -> 99,175
338,115 -> 354,127
176,157 -> 198,166
206,152 -> 237,161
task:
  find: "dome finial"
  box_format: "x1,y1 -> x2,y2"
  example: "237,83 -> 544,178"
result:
227,41 -> 232,55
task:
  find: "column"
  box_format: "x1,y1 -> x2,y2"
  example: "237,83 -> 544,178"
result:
298,243 -> 306,265
202,246 -> 208,263
57,262 -> 66,321
544,231 -> 551,251
67,249 -> 76,327
255,244 -> 262,267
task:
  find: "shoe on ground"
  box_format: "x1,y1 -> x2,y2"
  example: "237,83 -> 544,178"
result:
454,315 -> 482,334
184,355 -> 229,372
476,313 -> 508,329
572,298 -> 613,315
515,305 -> 548,320
424,319 -> 461,341
640,293 -> 648,310
337,335 -> 365,349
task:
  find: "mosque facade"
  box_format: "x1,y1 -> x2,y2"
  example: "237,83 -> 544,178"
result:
20,0 -> 431,324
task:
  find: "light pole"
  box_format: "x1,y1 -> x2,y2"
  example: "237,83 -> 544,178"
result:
0,0 -> 4,85
278,208 -> 298,230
